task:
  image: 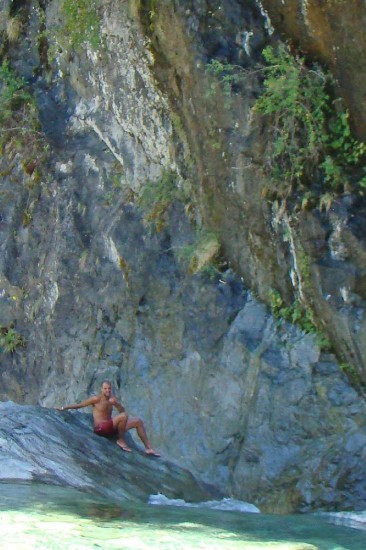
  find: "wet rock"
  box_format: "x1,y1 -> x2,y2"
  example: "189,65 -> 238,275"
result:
0,401 -> 211,504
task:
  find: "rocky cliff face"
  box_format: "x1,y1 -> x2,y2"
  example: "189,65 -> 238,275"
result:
0,0 -> 365,513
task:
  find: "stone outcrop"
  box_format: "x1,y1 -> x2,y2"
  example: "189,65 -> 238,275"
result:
0,401 -> 211,503
137,0 -> 366,379
0,0 -> 365,513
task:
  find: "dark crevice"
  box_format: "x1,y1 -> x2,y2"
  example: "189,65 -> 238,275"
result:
9,0 -> 29,17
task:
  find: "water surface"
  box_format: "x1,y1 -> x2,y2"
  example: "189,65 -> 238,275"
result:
0,483 -> 364,549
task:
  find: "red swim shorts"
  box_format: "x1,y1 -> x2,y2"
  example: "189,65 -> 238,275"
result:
93,419 -> 116,437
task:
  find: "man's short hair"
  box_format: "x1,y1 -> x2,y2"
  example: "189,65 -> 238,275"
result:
101,380 -> 112,387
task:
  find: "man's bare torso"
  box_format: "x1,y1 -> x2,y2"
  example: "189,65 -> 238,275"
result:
92,396 -> 114,426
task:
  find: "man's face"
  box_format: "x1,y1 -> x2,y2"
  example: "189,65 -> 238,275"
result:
101,383 -> 112,398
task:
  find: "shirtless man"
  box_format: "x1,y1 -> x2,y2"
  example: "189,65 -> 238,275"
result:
58,380 -> 160,456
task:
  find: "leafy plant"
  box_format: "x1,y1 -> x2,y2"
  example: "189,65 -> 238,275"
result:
0,326 -> 25,353
206,59 -> 243,97
0,61 -> 47,178
138,171 -> 187,231
254,44 -> 366,197
269,289 -> 330,349
207,45 -> 366,202
0,61 -> 33,124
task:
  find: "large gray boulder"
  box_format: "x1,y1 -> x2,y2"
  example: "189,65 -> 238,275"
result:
0,401 -> 211,504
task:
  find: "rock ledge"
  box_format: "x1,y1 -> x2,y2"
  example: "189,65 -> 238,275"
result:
0,401 -> 211,504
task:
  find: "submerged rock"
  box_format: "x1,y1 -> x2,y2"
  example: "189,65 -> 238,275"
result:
0,401 -> 211,504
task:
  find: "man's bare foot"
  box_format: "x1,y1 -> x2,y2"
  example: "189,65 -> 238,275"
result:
117,441 -> 132,452
145,448 -> 160,457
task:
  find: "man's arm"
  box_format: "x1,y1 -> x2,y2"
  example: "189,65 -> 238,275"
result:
57,396 -> 98,411
110,397 -> 125,414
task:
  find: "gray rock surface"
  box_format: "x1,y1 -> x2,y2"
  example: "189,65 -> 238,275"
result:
0,401 -> 211,504
0,0 -> 366,514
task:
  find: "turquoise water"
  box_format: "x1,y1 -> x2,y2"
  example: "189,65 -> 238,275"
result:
0,483 -> 365,549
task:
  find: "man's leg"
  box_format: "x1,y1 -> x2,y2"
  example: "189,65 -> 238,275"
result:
112,413 -> 131,452
125,416 -> 160,456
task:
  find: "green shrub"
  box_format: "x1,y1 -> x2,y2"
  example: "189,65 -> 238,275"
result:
0,61 -> 47,180
269,289 -> 314,330
207,45 -> 366,201
0,326 -> 25,353
269,289 -> 330,349
206,59 -> 244,97
0,61 -> 33,124
138,171 -> 187,231
255,44 -> 366,197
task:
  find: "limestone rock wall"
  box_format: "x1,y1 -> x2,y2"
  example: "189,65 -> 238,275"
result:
0,0 -> 365,512
137,0 -> 366,379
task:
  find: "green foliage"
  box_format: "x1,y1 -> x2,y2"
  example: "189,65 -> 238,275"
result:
340,363 -> 366,389
269,289 -> 314,332
0,326 -> 25,354
359,171 -> 366,189
61,0 -> 102,50
176,231 -> 221,275
255,44 -> 366,197
269,289 -> 330,350
207,46 -> 366,201
296,244 -> 312,290
206,59 -> 243,97
0,61 -> 47,181
101,167 -> 125,206
0,61 -> 32,124
0,60 -> 48,183
22,208 -> 32,227
138,171 -> 187,231
148,0 -> 158,28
